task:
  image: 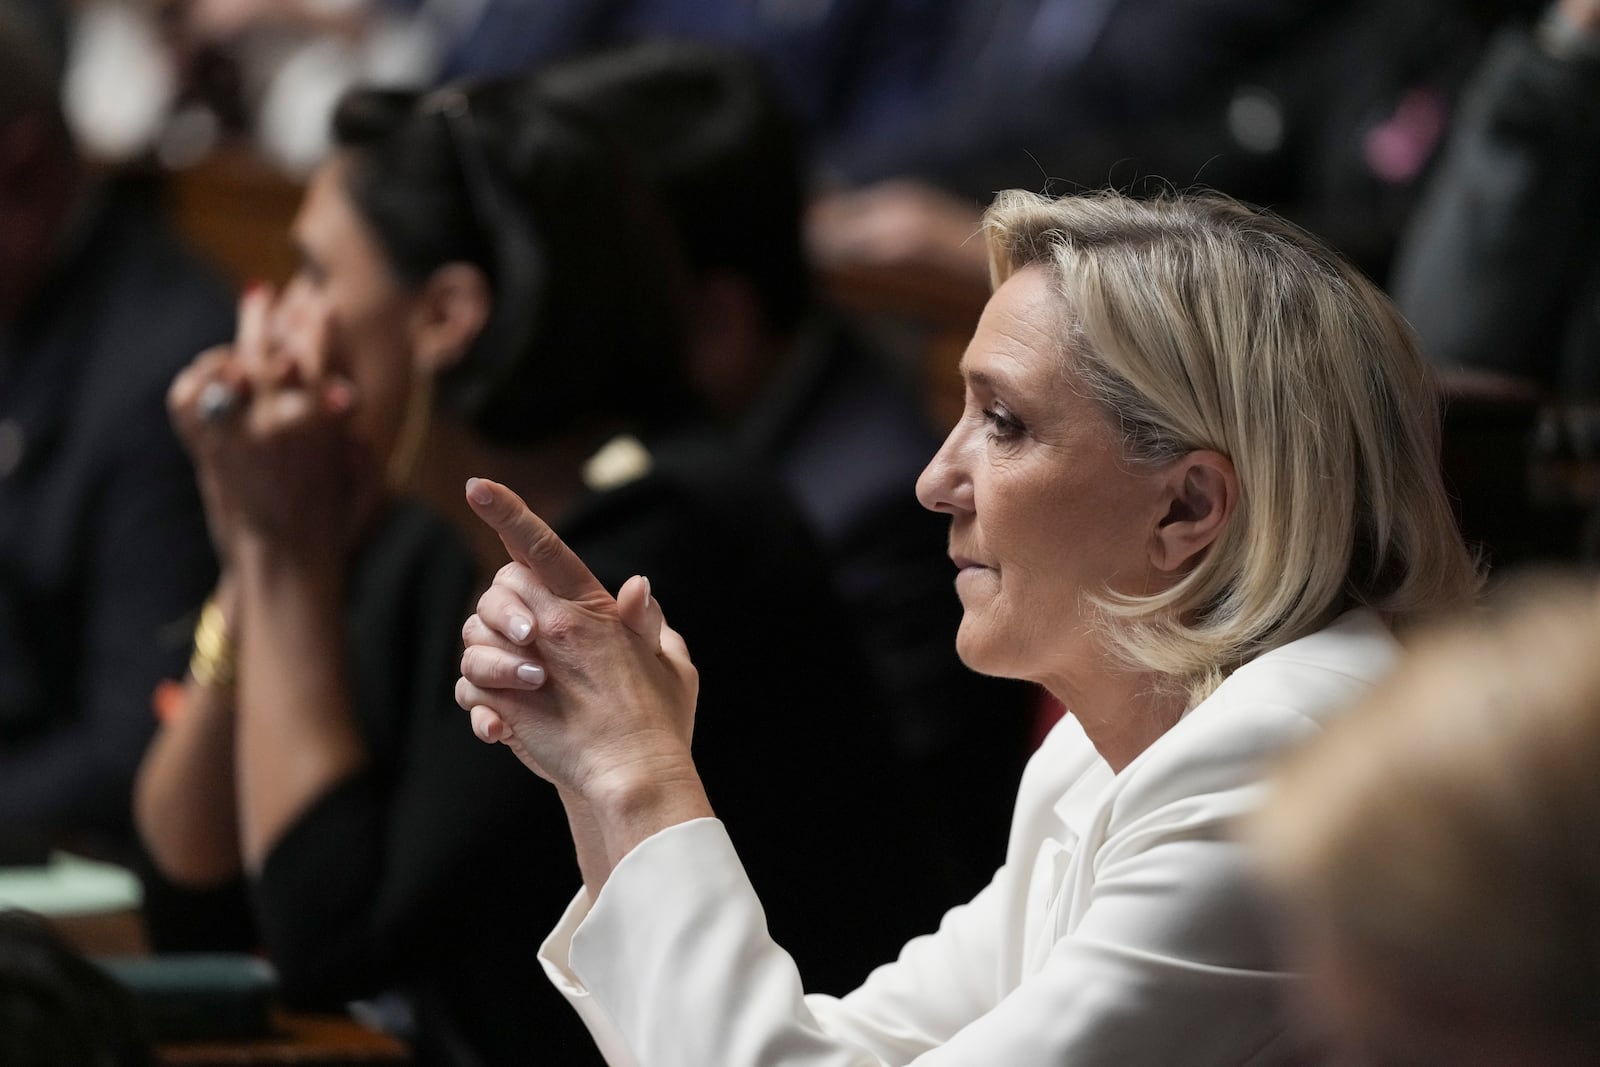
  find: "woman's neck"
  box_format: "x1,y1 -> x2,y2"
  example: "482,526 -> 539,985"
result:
1043,665 -> 1188,775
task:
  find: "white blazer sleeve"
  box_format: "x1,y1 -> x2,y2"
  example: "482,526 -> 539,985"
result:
541,817 -> 883,1067
539,807 -> 1301,1067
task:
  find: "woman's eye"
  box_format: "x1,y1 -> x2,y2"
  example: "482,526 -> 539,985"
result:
982,405 -> 1024,441
292,251 -> 327,289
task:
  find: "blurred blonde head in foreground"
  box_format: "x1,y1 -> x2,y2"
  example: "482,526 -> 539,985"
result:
1251,575 -> 1600,1067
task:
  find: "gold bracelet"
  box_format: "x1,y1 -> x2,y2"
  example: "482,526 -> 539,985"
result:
188,595 -> 237,692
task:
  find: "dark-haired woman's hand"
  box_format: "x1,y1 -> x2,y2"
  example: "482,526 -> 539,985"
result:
169,284 -> 382,569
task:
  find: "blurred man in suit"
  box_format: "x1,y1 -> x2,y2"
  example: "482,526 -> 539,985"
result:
0,0 -> 231,862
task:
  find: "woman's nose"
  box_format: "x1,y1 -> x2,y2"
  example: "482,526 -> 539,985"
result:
915,424 -> 971,515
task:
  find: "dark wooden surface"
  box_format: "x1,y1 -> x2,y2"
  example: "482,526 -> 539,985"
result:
156,1011 -> 411,1066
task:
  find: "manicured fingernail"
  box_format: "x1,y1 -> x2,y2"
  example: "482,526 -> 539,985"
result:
466,478 -> 492,505
516,663 -> 545,686
508,615 -> 532,641
641,575 -> 651,605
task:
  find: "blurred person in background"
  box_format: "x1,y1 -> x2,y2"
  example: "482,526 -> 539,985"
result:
1391,0 -> 1600,564
70,0 -> 953,177
810,0 -> 1537,293
0,0 -> 229,864
136,67 -> 936,1065
826,0 -> 1328,195
62,0 -> 446,172
1394,0 -> 1600,397
537,39 -> 1034,902
1250,576 -> 1600,1066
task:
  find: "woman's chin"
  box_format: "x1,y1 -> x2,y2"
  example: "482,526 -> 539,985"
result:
953,620 -> 1003,678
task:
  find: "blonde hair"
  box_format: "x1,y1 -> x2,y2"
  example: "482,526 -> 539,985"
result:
1249,576 -> 1600,1055
983,189 -> 1479,701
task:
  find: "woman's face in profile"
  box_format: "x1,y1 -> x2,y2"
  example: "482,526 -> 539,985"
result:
915,265 -> 1172,690
275,156 -> 421,468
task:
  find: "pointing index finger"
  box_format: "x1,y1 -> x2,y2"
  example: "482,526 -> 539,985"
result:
465,477 -> 609,602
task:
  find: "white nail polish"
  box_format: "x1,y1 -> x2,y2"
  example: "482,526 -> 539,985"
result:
509,615 -> 532,641
516,663 -> 545,686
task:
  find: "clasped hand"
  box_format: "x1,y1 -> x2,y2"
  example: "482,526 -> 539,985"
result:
168,284 -> 378,562
455,478 -> 700,805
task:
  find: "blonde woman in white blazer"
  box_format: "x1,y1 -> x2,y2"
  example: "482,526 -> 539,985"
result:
454,189 -> 1481,1065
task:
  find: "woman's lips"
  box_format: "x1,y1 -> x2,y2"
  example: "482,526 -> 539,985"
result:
952,557 -> 992,589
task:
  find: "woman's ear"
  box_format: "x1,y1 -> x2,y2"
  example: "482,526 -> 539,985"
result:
1149,450 -> 1238,573
410,262 -> 491,375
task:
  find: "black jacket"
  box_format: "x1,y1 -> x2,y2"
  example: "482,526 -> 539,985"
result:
0,179 -> 231,856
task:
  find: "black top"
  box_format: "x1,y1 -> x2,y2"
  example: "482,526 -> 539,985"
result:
156,433 -> 948,1067
251,499 -> 558,1066
0,178 -> 231,857
558,434 -> 948,992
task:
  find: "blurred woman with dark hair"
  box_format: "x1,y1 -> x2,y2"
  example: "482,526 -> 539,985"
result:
134,72 -> 920,1065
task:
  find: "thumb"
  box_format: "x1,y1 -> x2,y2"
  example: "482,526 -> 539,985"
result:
616,574 -> 661,648
620,576 -> 693,684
